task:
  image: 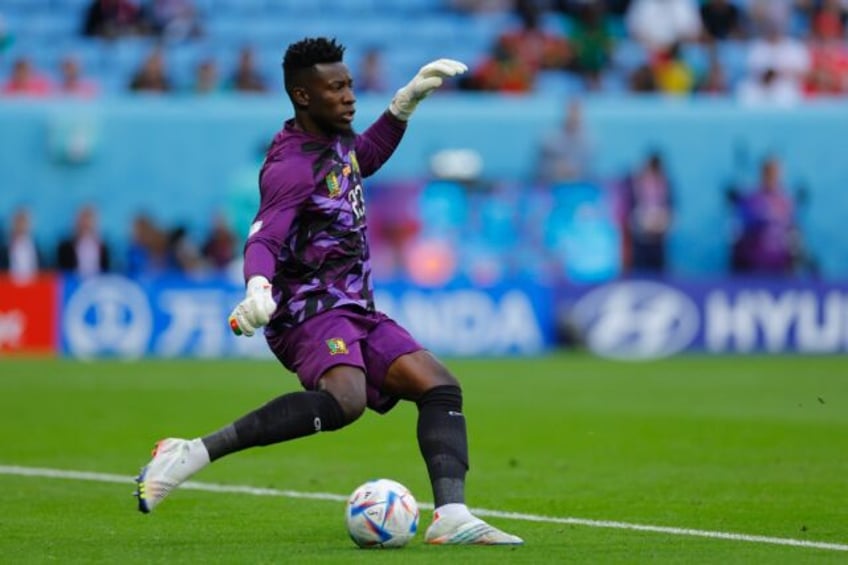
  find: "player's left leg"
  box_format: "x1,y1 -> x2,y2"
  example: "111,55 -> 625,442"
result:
379,348 -> 524,546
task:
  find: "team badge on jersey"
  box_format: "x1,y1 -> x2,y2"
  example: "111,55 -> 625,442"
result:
326,337 -> 349,355
325,171 -> 341,198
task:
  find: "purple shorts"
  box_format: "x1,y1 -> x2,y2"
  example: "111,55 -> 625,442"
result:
266,307 -> 423,413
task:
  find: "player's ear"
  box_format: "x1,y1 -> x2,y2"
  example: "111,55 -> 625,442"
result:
291,86 -> 309,108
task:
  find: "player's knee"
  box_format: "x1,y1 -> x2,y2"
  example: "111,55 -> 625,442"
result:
336,393 -> 366,424
324,381 -> 367,424
431,363 -> 460,389
319,367 -> 368,424
415,352 -> 461,389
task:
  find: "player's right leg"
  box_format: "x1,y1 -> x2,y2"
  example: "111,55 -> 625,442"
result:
380,349 -> 524,545
424,504 -> 524,545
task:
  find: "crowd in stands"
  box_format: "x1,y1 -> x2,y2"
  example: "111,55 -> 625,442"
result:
0,139 -> 811,285
0,1 -> 846,101
0,0 -> 823,285
456,0 -> 848,103
0,204 -> 240,283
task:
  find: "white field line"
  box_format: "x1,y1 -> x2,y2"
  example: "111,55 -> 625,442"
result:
1,464 -> 846,553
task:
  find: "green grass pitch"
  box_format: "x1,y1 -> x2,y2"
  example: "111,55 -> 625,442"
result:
1,354 -> 847,563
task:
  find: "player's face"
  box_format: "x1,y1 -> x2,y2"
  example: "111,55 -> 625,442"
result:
306,62 -> 356,135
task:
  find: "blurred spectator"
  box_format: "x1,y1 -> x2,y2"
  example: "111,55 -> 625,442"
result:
746,0 -> 796,38
737,16 -> 810,106
747,13 -> 811,82
536,98 -> 594,185
628,62 -> 657,92
82,0 -> 147,39
620,151 -> 673,274
700,0 -> 745,41
448,0 -> 512,12
730,156 -> 803,276
56,205 -> 111,277
1,57 -> 53,97
604,0 -> 633,17
2,208 -> 43,283
56,56 -> 99,98
229,46 -> 268,93
804,0 -> 848,96
144,0 -> 203,43
652,41 -> 696,95
500,2 -> 571,73
356,47 -> 387,93
737,69 -> 801,106
0,11 -> 12,53
626,0 -> 702,54
129,47 -> 172,93
696,44 -> 729,95
809,0 -> 847,39
464,35 -> 535,92
167,225 -> 203,274
201,213 -> 236,272
126,212 -> 169,277
566,1 -> 614,89
193,57 -> 220,94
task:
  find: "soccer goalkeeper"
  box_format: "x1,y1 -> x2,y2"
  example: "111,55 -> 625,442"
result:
134,36 -> 523,546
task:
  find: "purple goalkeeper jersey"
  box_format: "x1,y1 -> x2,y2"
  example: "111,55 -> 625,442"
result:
243,111 -> 406,330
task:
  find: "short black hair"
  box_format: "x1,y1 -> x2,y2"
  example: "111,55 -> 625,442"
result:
283,37 -> 345,93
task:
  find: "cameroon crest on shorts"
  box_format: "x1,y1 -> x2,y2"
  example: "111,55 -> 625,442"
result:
326,337 -> 349,355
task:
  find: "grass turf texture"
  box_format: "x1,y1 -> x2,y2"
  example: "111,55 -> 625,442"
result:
1,355 -> 846,563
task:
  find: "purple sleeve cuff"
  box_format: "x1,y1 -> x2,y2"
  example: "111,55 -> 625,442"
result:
243,240 -> 277,282
241,206 -> 297,283
355,111 -> 407,177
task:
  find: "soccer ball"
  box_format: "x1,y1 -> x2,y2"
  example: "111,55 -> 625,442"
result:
345,478 -> 419,548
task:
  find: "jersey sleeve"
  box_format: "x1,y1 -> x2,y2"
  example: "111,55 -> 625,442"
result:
242,160 -> 313,283
354,111 -> 407,178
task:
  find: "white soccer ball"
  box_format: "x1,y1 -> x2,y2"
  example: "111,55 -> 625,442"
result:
345,478 -> 419,548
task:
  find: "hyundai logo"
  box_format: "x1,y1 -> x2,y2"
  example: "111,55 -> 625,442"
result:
570,281 -> 699,360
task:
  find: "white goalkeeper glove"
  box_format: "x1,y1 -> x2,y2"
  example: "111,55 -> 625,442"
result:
228,275 -> 277,337
389,58 -> 468,121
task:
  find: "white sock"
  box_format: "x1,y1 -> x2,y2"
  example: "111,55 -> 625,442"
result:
187,438 -> 211,471
433,503 -> 473,521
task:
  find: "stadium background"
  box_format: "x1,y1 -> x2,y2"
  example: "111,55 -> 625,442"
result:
2,2 -> 848,562
2,1 -> 848,359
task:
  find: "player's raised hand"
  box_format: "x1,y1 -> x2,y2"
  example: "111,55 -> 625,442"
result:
389,58 -> 468,121
228,276 -> 277,337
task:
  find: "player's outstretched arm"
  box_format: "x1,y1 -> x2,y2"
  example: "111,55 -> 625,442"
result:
389,58 -> 467,121
228,275 -> 277,337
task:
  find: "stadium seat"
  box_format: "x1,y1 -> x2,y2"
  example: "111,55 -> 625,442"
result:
610,39 -> 648,75
715,40 -> 750,89
535,71 -> 586,97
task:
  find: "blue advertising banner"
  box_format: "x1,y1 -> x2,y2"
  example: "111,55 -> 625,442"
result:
375,281 -> 555,357
60,275 -> 270,359
59,275 -> 557,358
557,279 -> 848,359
